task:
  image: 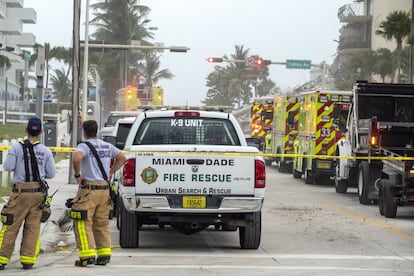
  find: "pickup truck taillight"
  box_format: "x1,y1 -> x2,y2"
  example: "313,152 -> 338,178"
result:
255,160 -> 266,188
123,159 -> 136,187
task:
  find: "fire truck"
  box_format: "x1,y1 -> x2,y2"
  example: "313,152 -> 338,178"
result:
336,81 -> 414,216
292,90 -> 352,185
264,95 -> 299,172
116,86 -> 138,111
251,97 -> 274,151
116,86 -> 164,111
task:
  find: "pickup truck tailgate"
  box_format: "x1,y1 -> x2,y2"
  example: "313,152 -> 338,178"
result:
131,146 -> 256,196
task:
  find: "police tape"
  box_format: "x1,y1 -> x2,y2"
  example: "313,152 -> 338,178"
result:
1,145 -> 414,161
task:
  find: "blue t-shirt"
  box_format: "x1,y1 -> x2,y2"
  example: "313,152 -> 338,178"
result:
76,138 -> 121,181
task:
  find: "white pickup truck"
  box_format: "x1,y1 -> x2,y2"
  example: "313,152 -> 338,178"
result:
117,108 -> 266,249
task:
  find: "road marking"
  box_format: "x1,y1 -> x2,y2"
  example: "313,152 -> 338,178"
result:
321,202 -> 414,241
51,263 -> 413,273
110,250 -> 414,260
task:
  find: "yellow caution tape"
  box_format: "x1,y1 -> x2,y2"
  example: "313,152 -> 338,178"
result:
1,146 -> 414,161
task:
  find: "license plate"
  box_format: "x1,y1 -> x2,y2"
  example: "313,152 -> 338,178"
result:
317,161 -> 331,169
182,196 -> 206,208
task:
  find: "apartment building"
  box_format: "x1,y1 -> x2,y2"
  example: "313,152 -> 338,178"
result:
337,0 -> 411,54
0,0 -> 36,109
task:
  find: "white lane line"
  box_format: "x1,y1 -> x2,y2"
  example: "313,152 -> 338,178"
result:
111,251 -> 414,261
51,264 -> 413,273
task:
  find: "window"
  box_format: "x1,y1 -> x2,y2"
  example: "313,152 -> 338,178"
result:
133,117 -> 240,145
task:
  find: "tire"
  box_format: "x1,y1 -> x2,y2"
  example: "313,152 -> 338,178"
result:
378,180 -> 385,216
116,195 -> 121,230
239,212 -> 261,249
119,200 -> 139,248
382,180 -> 397,218
279,160 -> 291,173
358,162 -> 371,205
335,179 -> 348,193
304,169 -> 313,184
358,162 -> 381,205
293,169 -> 302,179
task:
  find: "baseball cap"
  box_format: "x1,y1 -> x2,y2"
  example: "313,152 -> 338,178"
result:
27,117 -> 42,132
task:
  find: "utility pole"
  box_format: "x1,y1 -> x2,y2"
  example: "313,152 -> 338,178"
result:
70,0 -> 81,184
410,0 -> 414,83
35,46 -> 45,142
81,0 -> 90,124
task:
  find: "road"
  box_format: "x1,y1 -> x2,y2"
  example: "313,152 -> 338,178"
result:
5,165 -> 414,275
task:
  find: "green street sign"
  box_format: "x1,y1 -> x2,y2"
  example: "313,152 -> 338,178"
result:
286,59 -> 311,69
22,50 -> 31,61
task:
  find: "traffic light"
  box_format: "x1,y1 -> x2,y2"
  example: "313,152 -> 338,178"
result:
254,58 -> 271,66
126,87 -> 133,99
207,57 -> 223,63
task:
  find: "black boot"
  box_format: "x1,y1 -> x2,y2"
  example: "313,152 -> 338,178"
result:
95,256 -> 110,265
74,257 -> 95,267
22,263 -> 33,270
0,264 -> 5,270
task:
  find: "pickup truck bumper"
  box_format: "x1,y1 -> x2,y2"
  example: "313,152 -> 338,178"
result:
121,194 -> 264,213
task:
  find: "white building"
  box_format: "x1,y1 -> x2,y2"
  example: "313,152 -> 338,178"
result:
0,0 -> 36,110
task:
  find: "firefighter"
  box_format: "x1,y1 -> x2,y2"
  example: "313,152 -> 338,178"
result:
265,130 -> 272,152
0,117 -> 56,270
71,120 -> 126,267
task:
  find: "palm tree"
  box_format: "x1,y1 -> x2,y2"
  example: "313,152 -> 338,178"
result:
31,42 -> 63,88
373,48 -> 394,82
89,0 -> 155,111
0,55 -> 11,70
53,47 -> 73,80
203,45 -> 275,106
135,52 -> 174,90
50,68 -> 72,103
376,10 -> 411,83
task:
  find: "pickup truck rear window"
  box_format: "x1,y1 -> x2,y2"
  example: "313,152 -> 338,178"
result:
133,117 -> 241,145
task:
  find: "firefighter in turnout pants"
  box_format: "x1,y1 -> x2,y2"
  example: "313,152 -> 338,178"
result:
0,117 -> 56,270
71,120 -> 125,267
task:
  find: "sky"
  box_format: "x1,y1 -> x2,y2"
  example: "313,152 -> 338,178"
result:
24,0 -> 350,106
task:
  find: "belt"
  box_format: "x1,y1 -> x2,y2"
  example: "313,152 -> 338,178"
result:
80,185 -> 109,190
12,188 -> 42,193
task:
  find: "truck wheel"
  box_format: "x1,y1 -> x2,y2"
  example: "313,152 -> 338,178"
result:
358,162 -> 371,205
304,169 -> 314,184
239,212 -> 261,249
293,169 -> 302,179
116,195 -> 121,230
382,180 -> 397,218
119,200 -> 139,248
279,160 -> 290,173
335,179 -> 348,193
378,180 -> 385,216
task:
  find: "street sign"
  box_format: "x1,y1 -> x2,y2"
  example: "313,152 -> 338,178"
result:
22,50 -> 31,61
286,59 -> 311,69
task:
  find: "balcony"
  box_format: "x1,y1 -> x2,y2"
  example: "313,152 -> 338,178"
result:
7,8 -> 36,23
0,18 -> 22,35
338,2 -> 371,23
4,0 -> 23,8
